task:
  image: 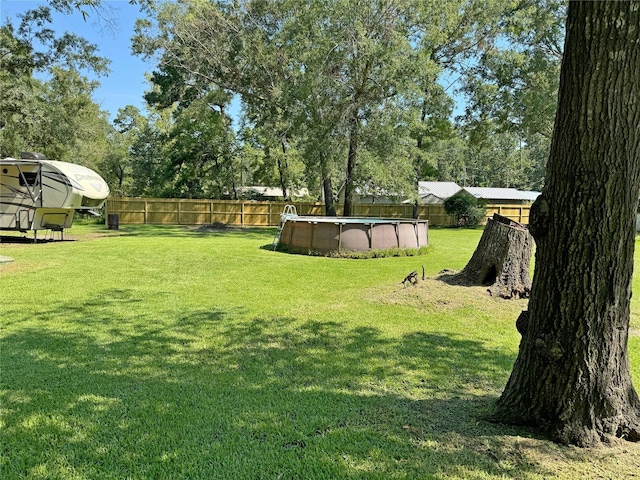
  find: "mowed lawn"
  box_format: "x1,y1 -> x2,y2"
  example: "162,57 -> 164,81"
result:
1,224 -> 639,479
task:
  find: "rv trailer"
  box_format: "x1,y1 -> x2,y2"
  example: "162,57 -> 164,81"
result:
0,152 -> 110,238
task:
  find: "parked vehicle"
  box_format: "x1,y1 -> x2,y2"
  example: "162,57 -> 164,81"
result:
0,152 -> 109,237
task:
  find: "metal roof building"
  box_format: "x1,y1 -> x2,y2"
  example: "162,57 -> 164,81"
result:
462,187 -> 541,204
416,182 -> 540,205
418,181 -> 463,204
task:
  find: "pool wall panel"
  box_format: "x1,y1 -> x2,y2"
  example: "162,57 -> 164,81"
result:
311,222 -> 341,252
280,218 -> 428,254
370,223 -> 398,250
340,224 -> 371,251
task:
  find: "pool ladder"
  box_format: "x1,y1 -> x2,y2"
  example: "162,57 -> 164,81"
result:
272,205 -> 298,249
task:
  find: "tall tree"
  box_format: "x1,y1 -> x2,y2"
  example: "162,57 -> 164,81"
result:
134,0 -> 432,213
460,0 -> 565,189
494,0 -> 640,446
34,67 -> 110,164
462,128 -> 533,188
165,94 -> 239,199
128,120 -> 170,197
0,6 -> 110,159
319,0 -> 421,216
133,0 -> 302,201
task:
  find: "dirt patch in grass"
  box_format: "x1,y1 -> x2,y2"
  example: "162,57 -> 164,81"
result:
370,275 -> 529,313
69,230 -> 129,241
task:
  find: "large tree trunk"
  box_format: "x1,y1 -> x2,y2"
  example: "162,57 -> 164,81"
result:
278,137 -> 290,201
320,152 -> 337,217
343,115 -> 359,217
323,175 -> 336,217
442,214 -> 533,299
494,0 -> 640,446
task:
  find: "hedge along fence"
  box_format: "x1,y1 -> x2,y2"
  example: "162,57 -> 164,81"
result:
105,197 -> 532,227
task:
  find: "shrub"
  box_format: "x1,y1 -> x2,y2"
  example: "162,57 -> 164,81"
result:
444,193 -> 486,227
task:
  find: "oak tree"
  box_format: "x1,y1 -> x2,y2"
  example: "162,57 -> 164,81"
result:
494,0 -> 640,446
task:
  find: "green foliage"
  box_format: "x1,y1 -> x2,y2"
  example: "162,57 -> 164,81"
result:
134,0 -> 500,208
276,244 -> 430,259
458,0 -> 566,190
418,135 -> 467,183
0,5 -> 113,176
444,192 -> 486,227
164,94 -> 237,199
1,0 -> 559,203
327,246 -> 430,259
462,129 -> 538,190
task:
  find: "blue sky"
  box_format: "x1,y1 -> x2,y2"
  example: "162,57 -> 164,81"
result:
1,0 -> 152,119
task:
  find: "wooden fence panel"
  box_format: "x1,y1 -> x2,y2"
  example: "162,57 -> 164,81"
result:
352,203 -> 415,218
295,203 -> 325,217
210,201 -> 243,225
485,205 -> 529,224
145,199 -> 178,224
242,203 -> 271,226
106,197 -> 531,227
416,204 -> 456,227
178,199 -> 212,225
106,198 -> 147,224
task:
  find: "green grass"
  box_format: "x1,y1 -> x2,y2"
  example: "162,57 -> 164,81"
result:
1,224 -> 639,479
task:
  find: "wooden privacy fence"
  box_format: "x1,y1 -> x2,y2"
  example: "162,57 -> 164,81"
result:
485,204 -> 532,225
105,197 -> 532,227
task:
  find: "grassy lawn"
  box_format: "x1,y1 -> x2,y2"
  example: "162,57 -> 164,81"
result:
1,223 -> 639,479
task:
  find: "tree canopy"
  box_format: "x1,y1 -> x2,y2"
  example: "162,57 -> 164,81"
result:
2,0 -> 564,204
0,5 -> 111,164
126,0 -> 556,208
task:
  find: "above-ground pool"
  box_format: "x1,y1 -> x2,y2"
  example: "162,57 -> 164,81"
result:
278,216 -> 428,254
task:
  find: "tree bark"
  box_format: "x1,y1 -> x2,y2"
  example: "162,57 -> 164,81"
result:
494,0 -> 640,446
320,152 -> 337,217
323,176 -> 336,217
278,137 -> 290,201
441,214 -> 533,299
343,114 -> 359,217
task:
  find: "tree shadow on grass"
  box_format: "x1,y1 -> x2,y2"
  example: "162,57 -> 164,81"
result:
1,292 -> 576,479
